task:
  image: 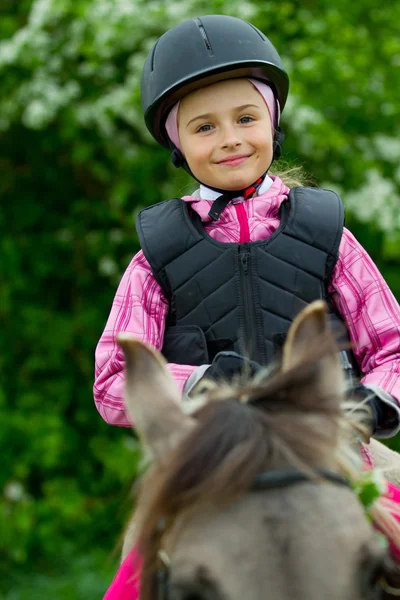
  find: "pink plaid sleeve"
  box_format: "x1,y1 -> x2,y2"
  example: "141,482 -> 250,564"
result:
93,251 -> 197,427
329,228 -> 400,403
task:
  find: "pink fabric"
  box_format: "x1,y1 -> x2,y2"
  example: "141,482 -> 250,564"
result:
362,452 -> 400,560
234,203 -> 250,244
249,78 -> 279,125
103,548 -> 141,600
165,78 -> 278,151
386,482 -> 400,559
165,102 -> 180,149
94,175 -> 400,427
361,444 -> 375,469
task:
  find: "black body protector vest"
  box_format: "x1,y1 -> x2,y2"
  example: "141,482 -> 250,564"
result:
136,187 -> 358,378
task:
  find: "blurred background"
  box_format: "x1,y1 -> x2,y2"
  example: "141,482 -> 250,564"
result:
1,0 -> 400,597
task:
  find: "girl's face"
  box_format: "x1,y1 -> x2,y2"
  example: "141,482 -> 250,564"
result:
178,79 -> 274,191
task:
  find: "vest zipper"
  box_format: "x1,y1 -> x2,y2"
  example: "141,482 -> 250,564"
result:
239,246 -> 260,363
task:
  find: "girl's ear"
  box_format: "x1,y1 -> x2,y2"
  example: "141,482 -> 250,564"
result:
117,335 -> 196,460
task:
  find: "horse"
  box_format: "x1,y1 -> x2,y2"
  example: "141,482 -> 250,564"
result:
117,301 -> 400,600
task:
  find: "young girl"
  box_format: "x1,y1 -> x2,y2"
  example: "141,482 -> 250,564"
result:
96,16 -> 400,597
94,14 -> 400,437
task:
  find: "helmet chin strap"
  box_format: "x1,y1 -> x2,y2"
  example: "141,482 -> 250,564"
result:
169,126 -> 285,221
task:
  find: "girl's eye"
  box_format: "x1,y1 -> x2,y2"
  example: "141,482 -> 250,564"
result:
239,116 -> 254,124
197,124 -> 213,133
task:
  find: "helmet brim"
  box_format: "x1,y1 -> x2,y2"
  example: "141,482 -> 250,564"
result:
145,62 -> 289,148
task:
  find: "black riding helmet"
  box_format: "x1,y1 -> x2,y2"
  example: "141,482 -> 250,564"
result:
141,15 -> 289,208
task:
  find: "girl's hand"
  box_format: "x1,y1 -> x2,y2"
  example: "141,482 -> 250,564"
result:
353,383 -> 384,436
202,351 -> 262,384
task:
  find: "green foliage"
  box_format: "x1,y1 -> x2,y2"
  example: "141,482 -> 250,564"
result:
4,553 -> 118,599
351,469 -> 386,512
1,0 -> 400,596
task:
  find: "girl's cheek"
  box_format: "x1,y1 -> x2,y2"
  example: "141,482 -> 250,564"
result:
195,141 -> 212,156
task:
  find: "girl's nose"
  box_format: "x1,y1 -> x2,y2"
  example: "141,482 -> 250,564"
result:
220,125 -> 241,149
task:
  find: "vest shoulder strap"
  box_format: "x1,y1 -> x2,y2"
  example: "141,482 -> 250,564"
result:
286,186 -> 345,280
136,198 -> 202,293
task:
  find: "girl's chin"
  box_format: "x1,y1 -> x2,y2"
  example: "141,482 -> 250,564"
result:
198,166 -> 266,191
223,174 -> 261,191
219,165 -> 267,191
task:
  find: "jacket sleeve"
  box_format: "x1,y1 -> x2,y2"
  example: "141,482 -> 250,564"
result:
93,250 -> 197,427
329,227 -> 400,436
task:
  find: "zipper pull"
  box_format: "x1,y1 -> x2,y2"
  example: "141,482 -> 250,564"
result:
241,252 -> 249,273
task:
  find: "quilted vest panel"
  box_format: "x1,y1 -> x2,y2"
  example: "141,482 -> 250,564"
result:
136,187 -> 344,366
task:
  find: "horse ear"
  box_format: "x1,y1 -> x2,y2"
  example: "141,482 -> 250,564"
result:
283,301 -> 328,369
282,301 -> 345,395
117,335 -> 196,460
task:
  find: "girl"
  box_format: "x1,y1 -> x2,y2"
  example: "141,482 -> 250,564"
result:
96,17 -> 400,598
94,14 -> 400,438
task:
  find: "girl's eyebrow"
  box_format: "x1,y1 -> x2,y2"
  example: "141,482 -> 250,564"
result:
185,104 -> 261,128
186,113 -> 213,128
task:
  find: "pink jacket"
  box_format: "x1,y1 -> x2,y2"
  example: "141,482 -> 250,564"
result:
94,176 -> 400,428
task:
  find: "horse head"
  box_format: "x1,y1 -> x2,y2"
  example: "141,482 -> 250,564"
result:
118,301 -> 399,600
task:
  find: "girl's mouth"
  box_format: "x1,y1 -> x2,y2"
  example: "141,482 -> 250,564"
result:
217,155 -> 251,167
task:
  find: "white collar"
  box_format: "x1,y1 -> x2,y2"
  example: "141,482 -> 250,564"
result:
193,175 -> 274,201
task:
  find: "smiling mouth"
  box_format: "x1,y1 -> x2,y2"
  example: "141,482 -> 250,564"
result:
217,155 -> 251,167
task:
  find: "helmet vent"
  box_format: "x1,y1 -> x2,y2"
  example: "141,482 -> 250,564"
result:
248,23 -> 267,42
150,39 -> 160,71
194,17 -> 214,55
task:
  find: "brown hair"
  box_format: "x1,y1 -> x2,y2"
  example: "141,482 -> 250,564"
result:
269,162 -> 316,188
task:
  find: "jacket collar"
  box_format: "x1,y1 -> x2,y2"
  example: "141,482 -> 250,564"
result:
191,175 -> 274,202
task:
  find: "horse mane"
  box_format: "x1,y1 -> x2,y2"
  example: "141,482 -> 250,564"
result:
134,334 -> 352,600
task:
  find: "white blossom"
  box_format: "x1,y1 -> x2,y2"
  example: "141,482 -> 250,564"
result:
373,134 -> 400,163
344,170 -> 400,232
99,256 -> 118,277
4,481 -> 26,503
